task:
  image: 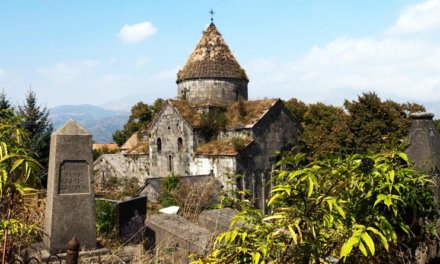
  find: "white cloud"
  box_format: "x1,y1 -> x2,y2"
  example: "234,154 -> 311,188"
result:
389,0 -> 440,34
247,1 -> 440,111
248,37 -> 440,104
117,21 -> 157,44
38,60 -> 99,84
0,69 -> 4,76
155,66 -> 180,81
135,58 -> 149,67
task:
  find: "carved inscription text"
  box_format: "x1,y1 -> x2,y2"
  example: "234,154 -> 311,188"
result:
59,161 -> 90,194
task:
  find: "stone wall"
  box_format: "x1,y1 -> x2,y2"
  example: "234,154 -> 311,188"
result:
177,78 -> 248,105
93,154 -> 149,187
190,156 -> 237,189
140,174 -> 215,203
148,104 -> 195,177
237,101 -> 300,209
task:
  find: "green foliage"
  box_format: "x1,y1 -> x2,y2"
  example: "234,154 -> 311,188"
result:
343,92 -> 419,153
199,108 -> 227,141
285,92 -> 425,158
0,90 -> 13,117
301,102 -> 351,158
434,119 -> 440,134
0,110 -> 42,260
96,200 -> 116,235
113,99 -> 164,146
159,175 -> 180,207
18,89 -> 53,185
195,149 -> 436,263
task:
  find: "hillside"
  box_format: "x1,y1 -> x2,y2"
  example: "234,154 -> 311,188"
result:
49,104 -> 129,143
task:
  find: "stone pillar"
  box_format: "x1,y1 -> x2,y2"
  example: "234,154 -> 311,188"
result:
44,120 -> 96,253
406,112 -> 440,201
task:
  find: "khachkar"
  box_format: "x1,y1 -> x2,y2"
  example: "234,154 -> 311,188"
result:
44,119 -> 96,253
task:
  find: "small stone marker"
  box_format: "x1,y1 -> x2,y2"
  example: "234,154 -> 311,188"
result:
44,120 -> 96,253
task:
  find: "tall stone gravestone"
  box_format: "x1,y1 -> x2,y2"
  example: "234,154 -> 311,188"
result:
406,112 -> 440,200
44,120 -> 96,253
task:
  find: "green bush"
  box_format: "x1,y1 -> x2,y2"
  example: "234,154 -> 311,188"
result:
195,149 -> 437,263
96,199 -> 116,235
159,175 -> 180,207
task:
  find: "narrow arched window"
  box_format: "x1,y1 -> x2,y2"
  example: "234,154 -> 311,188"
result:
168,155 -> 173,172
157,138 -> 162,152
177,137 -> 183,151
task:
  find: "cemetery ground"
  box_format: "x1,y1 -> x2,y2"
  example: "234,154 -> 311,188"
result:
4,104 -> 440,263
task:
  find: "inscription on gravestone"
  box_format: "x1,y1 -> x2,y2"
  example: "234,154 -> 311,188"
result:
59,161 -> 89,194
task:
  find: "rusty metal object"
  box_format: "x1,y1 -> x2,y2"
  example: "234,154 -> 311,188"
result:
66,237 -> 79,264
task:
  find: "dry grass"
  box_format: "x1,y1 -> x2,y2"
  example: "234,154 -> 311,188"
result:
169,100 -> 201,127
169,99 -> 278,132
196,137 -> 253,156
225,99 -> 278,128
177,177 -> 221,222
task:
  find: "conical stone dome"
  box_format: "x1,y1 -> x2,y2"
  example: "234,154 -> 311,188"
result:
177,23 -> 248,105
177,23 -> 248,82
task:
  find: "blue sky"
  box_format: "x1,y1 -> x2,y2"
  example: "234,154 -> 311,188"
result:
1,0 -> 440,114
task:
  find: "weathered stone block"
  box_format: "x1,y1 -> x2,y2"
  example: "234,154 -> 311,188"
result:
145,214 -> 213,259
197,208 -> 237,233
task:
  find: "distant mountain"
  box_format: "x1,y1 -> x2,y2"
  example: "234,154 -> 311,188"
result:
49,104 -> 129,143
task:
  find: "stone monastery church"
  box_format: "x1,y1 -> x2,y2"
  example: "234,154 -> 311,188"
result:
95,22 -> 301,208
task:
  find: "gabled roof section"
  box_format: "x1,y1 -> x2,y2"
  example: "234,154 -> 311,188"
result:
151,99 -> 281,131
177,23 -> 248,82
225,99 -> 279,129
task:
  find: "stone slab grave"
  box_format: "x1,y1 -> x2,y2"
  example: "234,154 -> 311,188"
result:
197,208 -> 237,233
145,214 -> 213,263
44,119 -> 96,253
116,196 -> 147,243
144,208 -> 237,263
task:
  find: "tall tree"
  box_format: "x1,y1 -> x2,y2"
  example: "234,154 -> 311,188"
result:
112,98 -> 164,146
18,89 -> 53,186
343,92 -> 424,153
0,90 -> 14,120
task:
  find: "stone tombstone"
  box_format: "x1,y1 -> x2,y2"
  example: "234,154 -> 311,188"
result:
406,112 -> 440,200
44,120 -> 96,253
116,196 -> 147,243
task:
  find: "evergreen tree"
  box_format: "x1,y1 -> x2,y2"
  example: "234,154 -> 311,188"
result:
18,89 -> 53,186
0,90 -> 14,120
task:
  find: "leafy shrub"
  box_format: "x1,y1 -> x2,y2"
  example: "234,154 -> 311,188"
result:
159,175 -> 180,207
96,199 -> 116,235
199,109 -> 227,141
194,149 -> 437,263
1,110 -> 42,260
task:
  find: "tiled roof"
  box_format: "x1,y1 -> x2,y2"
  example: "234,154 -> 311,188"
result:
177,23 -> 248,82
92,143 -> 119,151
121,133 -> 149,155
